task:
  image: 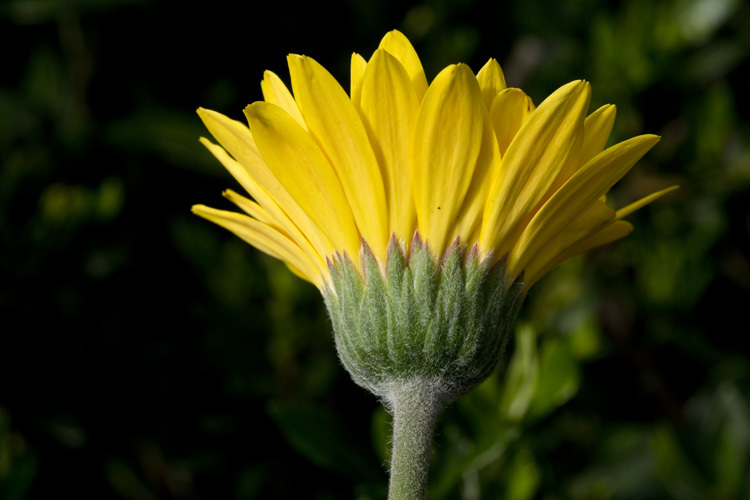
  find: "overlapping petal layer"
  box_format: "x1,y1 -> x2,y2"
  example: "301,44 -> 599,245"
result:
194,30 -> 675,291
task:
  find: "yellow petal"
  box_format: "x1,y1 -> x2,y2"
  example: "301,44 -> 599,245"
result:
569,219 -> 634,254
411,64 -> 484,256
476,58 -> 507,111
523,183 -> 676,286
244,101 -> 361,259
489,88 -> 535,156
521,201 -> 616,285
199,136 -> 262,203
288,54 -> 388,257
452,107 -> 502,246
359,49 -> 419,241
377,30 -> 428,100
197,112 -> 330,272
198,108 -> 263,170
510,134 -> 660,274
261,70 -> 307,130
545,117 -> 584,198
192,204 -> 322,288
223,189 -> 282,230
481,80 -> 591,257
580,104 -> 616,165
285,262 -> 315,283
525,219 -> 634,287
615,185 -> 679,219
350,52 -> 368,107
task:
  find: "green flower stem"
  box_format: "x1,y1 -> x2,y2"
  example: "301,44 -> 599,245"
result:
387,378 -> 446,500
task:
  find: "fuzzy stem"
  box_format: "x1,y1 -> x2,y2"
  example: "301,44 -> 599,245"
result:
387,378 -> 446,500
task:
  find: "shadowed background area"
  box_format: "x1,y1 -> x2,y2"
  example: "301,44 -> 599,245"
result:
1,0 -> 749,498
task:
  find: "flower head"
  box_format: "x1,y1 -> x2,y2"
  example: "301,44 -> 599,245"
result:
192,30 -> 678,404
193,34 -> 677,496
193,30 -> 674,293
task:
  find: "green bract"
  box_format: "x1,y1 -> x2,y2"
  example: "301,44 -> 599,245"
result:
323,233 -> 526,406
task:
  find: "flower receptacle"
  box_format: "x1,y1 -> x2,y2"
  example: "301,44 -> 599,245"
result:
323,233 -> 525,406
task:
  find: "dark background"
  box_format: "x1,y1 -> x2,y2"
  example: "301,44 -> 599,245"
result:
2,0 -> 749,498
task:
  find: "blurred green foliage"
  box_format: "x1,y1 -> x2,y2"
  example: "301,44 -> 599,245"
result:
1,0 -> 749,498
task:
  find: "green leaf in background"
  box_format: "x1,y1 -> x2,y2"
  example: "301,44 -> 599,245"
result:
39,177 -> 124,225
567,424 -> 658,499
429,421 -> 519,499
428,373 -> 523,498
684,380 -> 750,499
651,424 -> 713,500
712,383 -> 750,498
267,402 -> 382,482
567,314 -> 604,361
504,447 -> 541,500
500,323 -> 539,422
529,337 -> 581,419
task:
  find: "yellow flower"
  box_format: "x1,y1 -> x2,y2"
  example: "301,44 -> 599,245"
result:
192,30 -> 675,291
193,33 -> 679,498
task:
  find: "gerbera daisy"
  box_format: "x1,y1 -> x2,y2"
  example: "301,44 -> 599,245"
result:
192,30 -> 675,500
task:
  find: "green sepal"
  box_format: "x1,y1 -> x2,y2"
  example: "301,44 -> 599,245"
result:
324,233 -> 525,404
